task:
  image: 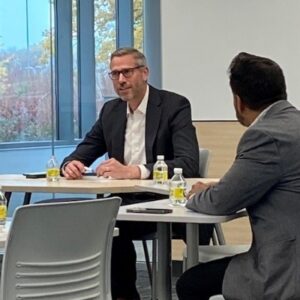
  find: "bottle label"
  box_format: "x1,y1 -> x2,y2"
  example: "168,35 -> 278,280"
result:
47,168 -> 60,180
153,170 -> 168,183
0,204 -> 7,221
170,187 -> 185,200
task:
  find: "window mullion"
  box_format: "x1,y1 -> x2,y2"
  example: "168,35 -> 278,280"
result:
77,0 -> 96,137
55,0 -> 74,141
116,0 -> 134,47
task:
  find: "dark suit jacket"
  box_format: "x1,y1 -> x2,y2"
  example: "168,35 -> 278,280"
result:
187,100 -> 300,299
62,85 -> 199,178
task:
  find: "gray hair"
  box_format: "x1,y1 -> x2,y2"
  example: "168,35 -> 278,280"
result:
110,47 -> 147,67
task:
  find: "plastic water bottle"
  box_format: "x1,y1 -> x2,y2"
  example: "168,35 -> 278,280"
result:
153,155 -> 168,185
46,155 -> 60,182
0,191 -> 7,226
169,168 -> 187,206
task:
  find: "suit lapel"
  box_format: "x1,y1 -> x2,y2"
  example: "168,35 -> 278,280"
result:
111,100 -> 127,163
145,87 -> 162,162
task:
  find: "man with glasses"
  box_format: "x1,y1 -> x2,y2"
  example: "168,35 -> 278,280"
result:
61,47 -> 212,300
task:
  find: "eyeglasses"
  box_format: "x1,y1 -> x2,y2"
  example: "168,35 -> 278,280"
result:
108,65 -> 144,80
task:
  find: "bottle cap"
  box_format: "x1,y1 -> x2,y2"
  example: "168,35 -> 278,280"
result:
174,168 -> 182,174
157,155 -> 164,160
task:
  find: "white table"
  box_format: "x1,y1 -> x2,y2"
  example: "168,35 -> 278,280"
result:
0,174 -> 142,205
0,220 -> 10,249
0,174 -> 140,194
134,178 -> 219,194
118,199 -> 246,300
0,175 -> 244,299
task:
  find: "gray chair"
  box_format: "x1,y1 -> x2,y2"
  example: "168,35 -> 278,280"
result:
142,148 -> 219,292
0,197 -> 121,300
199,147 -> 210,178
199,148 -> 226,245
209,295 -> 225,300
182,149 -> 250,272
182,243 -> 250,271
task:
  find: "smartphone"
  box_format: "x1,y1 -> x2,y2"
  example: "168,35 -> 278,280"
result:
83,172 -> 97,176
23,172 -> 47,179
126,207 -> 173,214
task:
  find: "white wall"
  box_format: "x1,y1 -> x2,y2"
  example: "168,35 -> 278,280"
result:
160,0 -> 300,120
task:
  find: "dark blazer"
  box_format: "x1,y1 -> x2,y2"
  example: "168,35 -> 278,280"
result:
62,85 -> 199,178
187,100 -> 300,299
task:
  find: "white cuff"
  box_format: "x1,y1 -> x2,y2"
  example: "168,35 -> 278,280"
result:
138,165 -> 151,179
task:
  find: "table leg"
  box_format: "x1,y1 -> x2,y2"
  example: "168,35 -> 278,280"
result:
186,223 -> 199,269
156,222 -> 172,300
4,192 -> 12,207
23,192 -> 32,205
214,223 -> 226,245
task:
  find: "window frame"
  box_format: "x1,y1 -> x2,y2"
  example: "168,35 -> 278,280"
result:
0,0 -> 161,150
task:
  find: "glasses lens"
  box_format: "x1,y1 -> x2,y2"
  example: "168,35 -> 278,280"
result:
109,66 -> 144,80
109,71 -> 119,80
122,69 -> 133,78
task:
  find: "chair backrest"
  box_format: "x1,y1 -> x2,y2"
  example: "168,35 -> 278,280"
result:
199,148 -> 225,244
0,197 -> 121,300
199,148 -> 211,178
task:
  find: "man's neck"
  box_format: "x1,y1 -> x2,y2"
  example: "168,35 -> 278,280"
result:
129,99 -> 142,112
129,85 -> 148,112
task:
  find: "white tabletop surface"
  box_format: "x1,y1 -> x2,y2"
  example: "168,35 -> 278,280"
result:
0,174 -> 141,194
118,199 -> 246,223
0,219 -> 11,248
134,178 -> 219,195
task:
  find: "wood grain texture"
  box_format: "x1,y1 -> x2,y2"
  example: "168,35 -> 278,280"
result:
187,121 -> 252,249
194,121 -> 246,178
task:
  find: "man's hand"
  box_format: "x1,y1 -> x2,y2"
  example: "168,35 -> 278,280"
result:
187,181 -> 216,199
96,158 -> 141,179
62,160 -> 85,180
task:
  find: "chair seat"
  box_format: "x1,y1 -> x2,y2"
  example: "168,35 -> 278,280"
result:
209,295 -> 225,300
197,244 -> 250,262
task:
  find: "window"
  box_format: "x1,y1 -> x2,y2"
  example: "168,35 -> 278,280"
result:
0,0 -> 53,143
0,0 -> 144,147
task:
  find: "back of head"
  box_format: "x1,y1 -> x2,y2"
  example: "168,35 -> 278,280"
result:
110,47 -> 147,67
228,52 -> 287,110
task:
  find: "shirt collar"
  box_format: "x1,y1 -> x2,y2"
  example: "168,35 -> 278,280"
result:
250,100 -> 284,127
127,85 -> 149,115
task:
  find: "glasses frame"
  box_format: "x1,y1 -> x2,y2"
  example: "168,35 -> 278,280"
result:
108,65 -> 145,80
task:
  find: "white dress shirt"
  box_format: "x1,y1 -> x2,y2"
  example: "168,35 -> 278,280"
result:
124,85 -> 151,179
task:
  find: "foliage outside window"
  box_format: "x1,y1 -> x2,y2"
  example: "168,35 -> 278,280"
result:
0,0 -> 143,145
0,0 -> 52,143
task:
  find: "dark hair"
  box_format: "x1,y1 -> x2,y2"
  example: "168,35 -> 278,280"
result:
228,52 -> 287,110
110,47 -> 147,67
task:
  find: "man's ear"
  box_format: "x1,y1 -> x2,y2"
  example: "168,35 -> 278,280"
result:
234,95 -> 245,113
142,66 -> 149,82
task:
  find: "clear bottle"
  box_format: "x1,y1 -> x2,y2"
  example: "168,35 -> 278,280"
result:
153,155 -> 168,185
169,168 -> 187,206
46,155 -> 60,182
0,191 -> 7,226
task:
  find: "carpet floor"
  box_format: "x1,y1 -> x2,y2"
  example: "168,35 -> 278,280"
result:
136,262 -> 179,300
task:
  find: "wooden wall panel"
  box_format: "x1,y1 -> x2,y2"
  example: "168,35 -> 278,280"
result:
194,121 -> 246,178
192,121 -> 251,245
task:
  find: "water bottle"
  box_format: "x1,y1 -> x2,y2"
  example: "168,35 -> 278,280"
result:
0,191 -> 7,226
46,155 -> 60,182
169,168 -> 187,206
153,155 -> 168,185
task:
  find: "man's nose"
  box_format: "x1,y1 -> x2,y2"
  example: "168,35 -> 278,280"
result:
118,72 -> 127,82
